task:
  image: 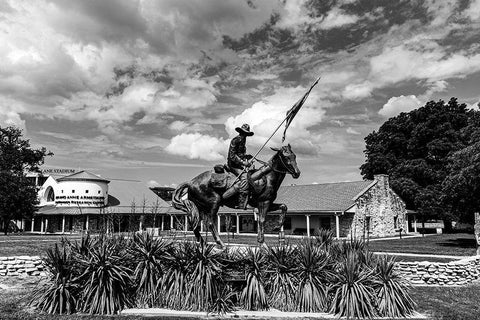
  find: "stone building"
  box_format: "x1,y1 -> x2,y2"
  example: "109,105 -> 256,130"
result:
216,174 -> 407,238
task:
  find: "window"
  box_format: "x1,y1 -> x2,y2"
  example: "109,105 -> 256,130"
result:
72,190 -> 75,193
98,190 -> 101,194
85,190 -> 89,194
365,216 -> 371,231
61,190 -> 63,193
394,216 -> 398,229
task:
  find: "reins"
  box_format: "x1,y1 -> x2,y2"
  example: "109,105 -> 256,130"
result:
254,153 -> 295,175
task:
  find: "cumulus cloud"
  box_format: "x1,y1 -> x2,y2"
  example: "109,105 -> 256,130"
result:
346,127 -> 360,135
464,0 -> 480,20
378,95 -> 422,118
225,84 -> 327,150
165,133 -> 228,161
318,7 -> 360,30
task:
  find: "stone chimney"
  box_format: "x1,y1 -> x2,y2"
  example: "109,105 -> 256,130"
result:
374,174 -> 390,198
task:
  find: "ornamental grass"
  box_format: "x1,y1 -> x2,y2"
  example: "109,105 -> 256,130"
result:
31,230 -> 416,318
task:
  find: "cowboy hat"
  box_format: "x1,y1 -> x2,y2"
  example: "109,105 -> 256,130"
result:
235,123 -> 254,136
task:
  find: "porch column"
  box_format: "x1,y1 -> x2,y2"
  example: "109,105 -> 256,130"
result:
200,220 -> 204,232
217,215 -> 221,233
44,217 -> 49,234
236,214 -> 240,234
335,213 -> 340,239
31,217 -> 35,232
306,214 -> 311,237
40,217 -> 44,233
170,215 -> 174,230
161,215 -> 164,231
62,215 -> 65,234
184,215 -> 188,231
85,215 -> 89,231
21,219 -> 25,231
414,214 -> 418,233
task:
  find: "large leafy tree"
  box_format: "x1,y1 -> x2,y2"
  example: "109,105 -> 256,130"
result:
0,126 -> 52,234
360,98 -> 473,229
442,111 -> 480,224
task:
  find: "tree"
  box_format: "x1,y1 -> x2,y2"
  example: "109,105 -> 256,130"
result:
360,98 -> 472,230
0,126 -> 52,234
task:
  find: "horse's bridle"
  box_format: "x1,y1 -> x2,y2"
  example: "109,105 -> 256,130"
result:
254,152 -> 297,176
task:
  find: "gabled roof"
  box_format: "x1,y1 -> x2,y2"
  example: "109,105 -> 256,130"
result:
57,170 -> 110,183
275,180 -> 376,212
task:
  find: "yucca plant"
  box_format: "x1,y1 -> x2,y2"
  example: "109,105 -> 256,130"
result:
207,285 -> 237,315
313,228 -> 335,249
295,239 -> 332,312
265,244 -> 298,311
330,251 -> 376,319
184,242 -> 225,311
161,241 -> 192,310
76,237 -> 133,314
373,256 -> 416,317
29,244 -> 77,314
128,232 -> 172,307
239,247 -> 269,311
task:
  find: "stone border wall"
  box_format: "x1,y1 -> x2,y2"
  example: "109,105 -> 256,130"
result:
395,256 -> 480,285
0,256 -> 46,277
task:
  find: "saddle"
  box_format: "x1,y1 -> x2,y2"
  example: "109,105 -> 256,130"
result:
209,164 -> 266,194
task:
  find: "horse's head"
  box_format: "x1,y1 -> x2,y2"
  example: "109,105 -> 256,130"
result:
271,144 -> 301,179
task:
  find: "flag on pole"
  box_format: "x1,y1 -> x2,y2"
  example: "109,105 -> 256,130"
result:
282,76 -> 321,142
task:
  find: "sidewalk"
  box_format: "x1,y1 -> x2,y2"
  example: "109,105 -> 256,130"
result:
122,307 -> 428,319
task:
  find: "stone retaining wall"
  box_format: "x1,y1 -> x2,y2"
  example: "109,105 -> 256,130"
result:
0,256 -> 46,277
395,256 -> 480,285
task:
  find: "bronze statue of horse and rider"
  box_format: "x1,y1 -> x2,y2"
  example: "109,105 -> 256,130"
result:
172,133 -> 301,248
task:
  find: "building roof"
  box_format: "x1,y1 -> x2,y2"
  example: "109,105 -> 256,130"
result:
57,170 -> 110,183
107,180 -> 170,208
274,180 -> 376,212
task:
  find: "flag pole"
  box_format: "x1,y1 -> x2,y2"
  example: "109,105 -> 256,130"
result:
230,76 -> 320,185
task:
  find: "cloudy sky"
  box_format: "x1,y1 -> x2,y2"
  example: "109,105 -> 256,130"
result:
2,0 -> 480,188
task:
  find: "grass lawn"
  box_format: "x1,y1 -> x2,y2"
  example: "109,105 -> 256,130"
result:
2,277 -> 480,320
411,284 -> 480,320
367,233 -> 476,257
1,232 -> 477,260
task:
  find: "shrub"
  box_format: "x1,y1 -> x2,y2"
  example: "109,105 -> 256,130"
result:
295,239 -> 333,312
373,256 -> 416,317
208,285 -> 237,315
265,244 -> 298,311
184,242 -> 225,311
76,237 -> 133,314
29,244 -> 77,314
330,251 -> 376,318
240,247 -> 269,311
129,232 -> 172,307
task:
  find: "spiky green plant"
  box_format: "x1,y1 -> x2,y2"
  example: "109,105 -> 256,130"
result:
295,239 -> 333,312
265,244 -> 298,311
128,232 -> 172,307
330,251 -> 376,319
184,242 -> 225,311
76,237 -> 133,314
314,228 -> 335,249
29,244 -> 77,314
373,256 -> 416,317
161,243 -> 189,310
208,285 -> 237,315
240,247 -> 269,311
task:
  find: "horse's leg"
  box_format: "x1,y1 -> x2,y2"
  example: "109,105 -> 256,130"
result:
206,205 -> 225,248
193,224 -> 204,245
257,200 -> 270,245
268,203 -> 288,230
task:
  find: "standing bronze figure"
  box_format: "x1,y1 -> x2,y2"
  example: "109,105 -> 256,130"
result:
172,144 -> 300,247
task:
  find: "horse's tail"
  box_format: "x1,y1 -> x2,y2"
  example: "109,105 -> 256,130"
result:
172,182 -> 199,229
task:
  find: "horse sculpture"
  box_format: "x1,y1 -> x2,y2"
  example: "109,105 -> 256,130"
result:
172,144 -> 300,248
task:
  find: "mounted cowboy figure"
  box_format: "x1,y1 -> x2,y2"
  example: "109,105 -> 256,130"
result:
171,76 -> 320,248
223,123 -> 254,209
